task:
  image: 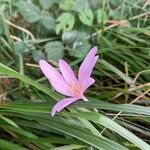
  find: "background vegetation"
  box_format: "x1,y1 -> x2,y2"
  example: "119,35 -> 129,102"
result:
0,0 -> 150,149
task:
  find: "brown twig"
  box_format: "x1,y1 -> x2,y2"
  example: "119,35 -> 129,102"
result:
3,19 -> 36,42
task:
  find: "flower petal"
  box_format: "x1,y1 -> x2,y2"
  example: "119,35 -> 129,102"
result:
94,55 -> 99,65
59,59 -> 78,85
51,97 -> 79,116
83,77 -> 95,92
78,46 -> 98,84
39,60 -> 71,96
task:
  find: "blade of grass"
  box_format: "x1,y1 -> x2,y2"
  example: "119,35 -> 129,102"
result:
0,63 -> 60,100
67,111 -> 150,150
0,139 -> 28,150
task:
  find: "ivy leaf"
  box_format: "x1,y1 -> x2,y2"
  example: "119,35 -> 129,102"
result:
45,41 -> 64,61
41,15 -> 55,31
78,9 -> 94,26
97,9 -> 108,24
39,0 -> 54,9
56,13 -> 75,34
16,1 -> 41,23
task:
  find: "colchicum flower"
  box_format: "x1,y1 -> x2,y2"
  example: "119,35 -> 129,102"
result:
39,46 -> 99,116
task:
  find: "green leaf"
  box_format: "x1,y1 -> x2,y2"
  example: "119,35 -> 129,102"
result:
56,13 -> 75,34
16,1 -> 41,23
68,112 -> 150,150
39,0 -> 54,9
32,50 -> 45,62
41,15 -> 55,30
2,125 -> 37,139
71,41 -> 91,58
73,0 -> 89,12
100,59 -> 133,85
0,63 -> 60,100
59,0 -> 73,11
45,41 -> 64,61
89,0 -> 101,9
0,17 -> 4,35
78,9 -> 94,26
15,41 -> 27,55
0,139 -> 28,150
50,144 -> 86,150
62,31 -> 87,46
97,9 -> 108,24
0,114 -> 19,128
73,99 -> 150,115
62,31 -> 78,45
62,31 -> 91,58
20,116 -> 129,150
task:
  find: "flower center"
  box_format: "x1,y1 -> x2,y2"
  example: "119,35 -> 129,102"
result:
70,82 -> 82,97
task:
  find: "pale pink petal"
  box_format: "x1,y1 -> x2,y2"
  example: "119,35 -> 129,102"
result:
59,59 -> 78,85
51,97 -> 79,116
78,46 -> 98,84
50,80 -> 72,96
94,56 -> 99,65
83,77 -> 95,92
39,60 -> 71,96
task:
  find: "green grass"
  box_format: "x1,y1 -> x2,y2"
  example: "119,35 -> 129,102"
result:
0,0 -> 150,149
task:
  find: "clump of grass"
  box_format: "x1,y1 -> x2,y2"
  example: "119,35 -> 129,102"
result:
0,0 -> 150,149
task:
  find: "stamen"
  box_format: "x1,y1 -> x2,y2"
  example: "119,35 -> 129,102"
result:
70,82 -> 82,97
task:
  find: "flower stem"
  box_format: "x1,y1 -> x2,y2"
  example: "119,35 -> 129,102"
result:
82,96 -> 89,101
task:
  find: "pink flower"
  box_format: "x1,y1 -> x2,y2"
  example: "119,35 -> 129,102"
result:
39,46 -> 99,116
